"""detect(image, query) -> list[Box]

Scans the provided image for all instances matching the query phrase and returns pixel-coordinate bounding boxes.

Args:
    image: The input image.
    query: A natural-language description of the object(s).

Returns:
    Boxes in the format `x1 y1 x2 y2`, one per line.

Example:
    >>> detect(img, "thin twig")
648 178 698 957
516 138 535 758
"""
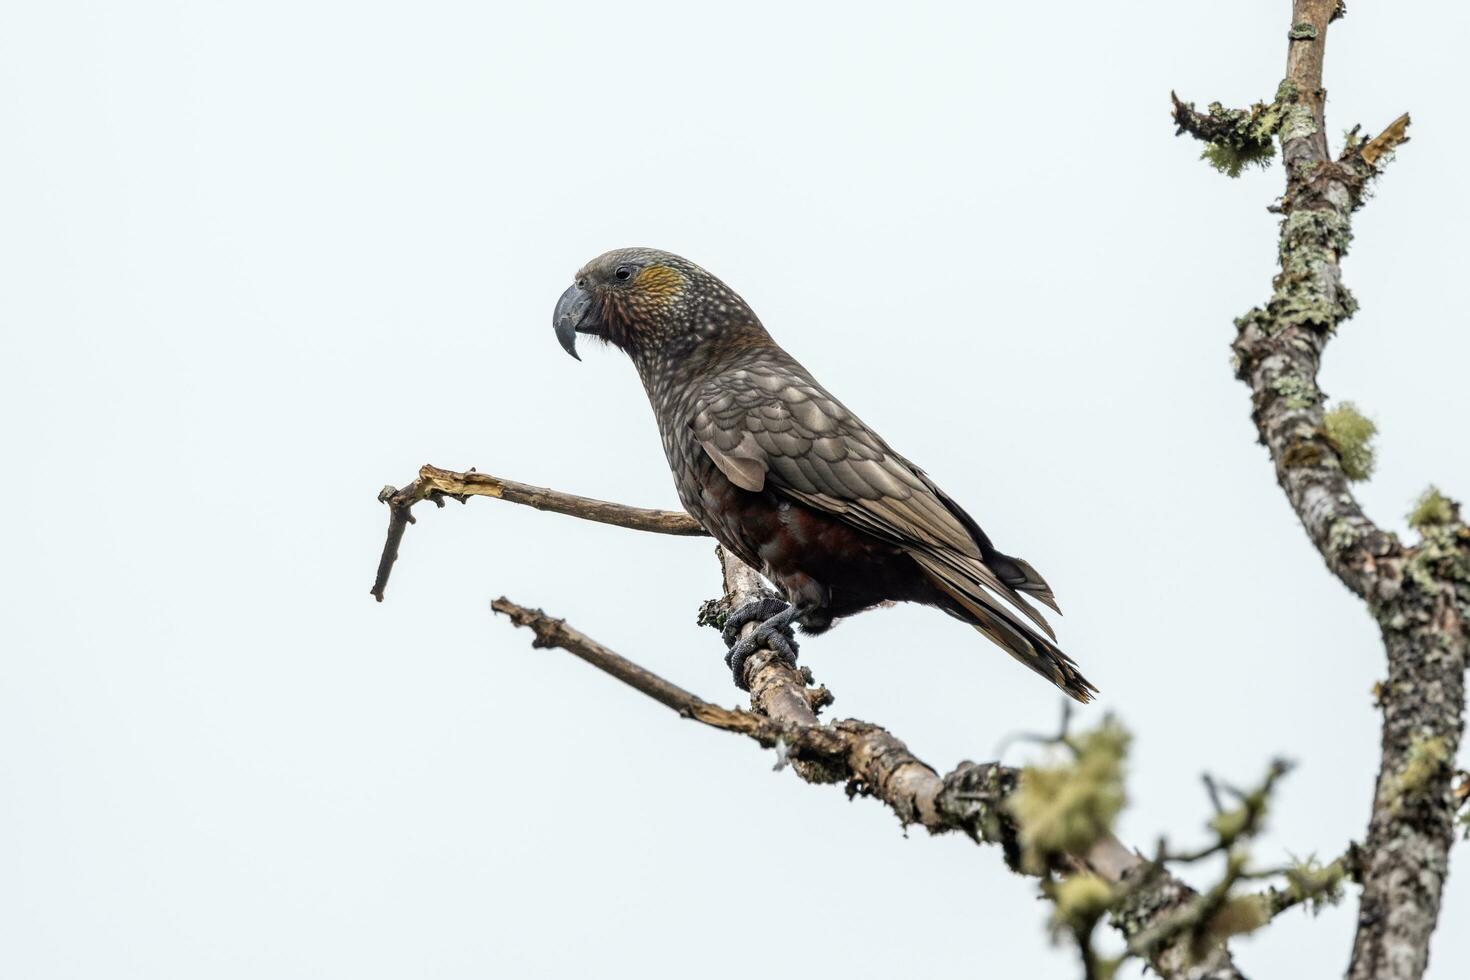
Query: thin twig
371 464 705 601
419 465 704 535
489 596 767 736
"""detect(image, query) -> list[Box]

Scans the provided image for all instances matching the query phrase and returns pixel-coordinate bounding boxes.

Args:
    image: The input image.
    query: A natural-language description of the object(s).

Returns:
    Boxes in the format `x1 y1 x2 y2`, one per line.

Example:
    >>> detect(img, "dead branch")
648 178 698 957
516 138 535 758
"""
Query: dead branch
371 464 705 601
486 536 1244 979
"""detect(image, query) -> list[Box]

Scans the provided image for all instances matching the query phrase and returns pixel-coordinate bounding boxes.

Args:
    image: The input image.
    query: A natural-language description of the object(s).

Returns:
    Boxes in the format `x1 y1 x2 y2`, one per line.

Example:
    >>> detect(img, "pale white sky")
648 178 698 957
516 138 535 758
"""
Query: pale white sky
3 2 1468 977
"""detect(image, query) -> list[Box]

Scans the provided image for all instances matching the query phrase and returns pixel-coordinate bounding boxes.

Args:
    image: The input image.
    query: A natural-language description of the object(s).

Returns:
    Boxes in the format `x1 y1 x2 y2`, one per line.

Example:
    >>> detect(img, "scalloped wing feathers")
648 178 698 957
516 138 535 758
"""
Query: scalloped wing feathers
686 358 1092 701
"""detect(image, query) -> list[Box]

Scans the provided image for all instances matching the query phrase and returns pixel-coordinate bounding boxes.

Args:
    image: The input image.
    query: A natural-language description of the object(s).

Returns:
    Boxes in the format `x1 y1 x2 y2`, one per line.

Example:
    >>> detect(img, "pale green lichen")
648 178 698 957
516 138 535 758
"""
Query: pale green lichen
1203 141 1276 178
1322 403 1377 481
1389 735 1450 806
1281 207 1353 255
1408 486 1455 530
1207 894 1271 942
1210 806 1253 844
1283 856 1347 914
1008 719 1130 873
1205 893 1275 952
1050 873 1115 937
1271 373 1317 410
1238 209 1360 340
1279 103 1320 146
1328 518 1362 553
1406 546 1444 596
1182 72 1331 208
1188 92 1289 178
1403 502 1470 592
1210 786 1271 846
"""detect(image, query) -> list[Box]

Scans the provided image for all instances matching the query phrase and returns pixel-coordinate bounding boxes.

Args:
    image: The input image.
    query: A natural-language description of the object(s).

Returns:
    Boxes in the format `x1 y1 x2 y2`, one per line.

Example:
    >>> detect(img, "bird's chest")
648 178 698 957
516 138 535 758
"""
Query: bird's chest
655 401 715 519
644 387 750 549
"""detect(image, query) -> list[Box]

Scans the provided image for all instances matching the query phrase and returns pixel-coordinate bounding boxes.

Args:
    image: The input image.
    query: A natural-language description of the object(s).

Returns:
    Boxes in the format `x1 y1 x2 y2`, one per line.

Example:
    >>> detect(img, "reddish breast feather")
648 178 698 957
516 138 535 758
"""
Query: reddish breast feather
687 443 923 620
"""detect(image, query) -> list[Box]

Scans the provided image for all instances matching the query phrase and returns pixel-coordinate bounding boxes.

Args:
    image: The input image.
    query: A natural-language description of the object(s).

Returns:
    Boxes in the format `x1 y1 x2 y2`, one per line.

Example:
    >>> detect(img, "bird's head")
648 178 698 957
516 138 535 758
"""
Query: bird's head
552 247 759 363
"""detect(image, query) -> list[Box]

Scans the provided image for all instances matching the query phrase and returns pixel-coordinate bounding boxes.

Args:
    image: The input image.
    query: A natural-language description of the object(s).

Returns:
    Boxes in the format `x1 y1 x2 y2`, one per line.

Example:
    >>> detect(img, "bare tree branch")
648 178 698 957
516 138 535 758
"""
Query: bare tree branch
371 464 705 601
1175 3 1469 977
488 538 1246 979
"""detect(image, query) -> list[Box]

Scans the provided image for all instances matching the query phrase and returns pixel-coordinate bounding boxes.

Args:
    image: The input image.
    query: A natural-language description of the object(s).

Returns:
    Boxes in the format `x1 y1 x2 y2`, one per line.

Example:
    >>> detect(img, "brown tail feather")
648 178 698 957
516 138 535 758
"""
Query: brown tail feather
912 552 1097 703
907 466 1063 615
930 551 1057 640
985 550 1061 614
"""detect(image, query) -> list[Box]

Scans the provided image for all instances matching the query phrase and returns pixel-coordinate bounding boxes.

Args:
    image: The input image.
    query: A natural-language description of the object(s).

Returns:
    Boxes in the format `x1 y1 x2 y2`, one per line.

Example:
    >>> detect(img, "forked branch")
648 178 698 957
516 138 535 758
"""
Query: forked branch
1173 3 1469 977
373 464 1246 978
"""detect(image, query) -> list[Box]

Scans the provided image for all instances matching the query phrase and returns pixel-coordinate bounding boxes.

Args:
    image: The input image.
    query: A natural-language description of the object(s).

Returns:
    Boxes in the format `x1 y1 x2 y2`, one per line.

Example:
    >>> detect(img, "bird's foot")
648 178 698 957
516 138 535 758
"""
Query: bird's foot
722 597 801 691
720 595 789 648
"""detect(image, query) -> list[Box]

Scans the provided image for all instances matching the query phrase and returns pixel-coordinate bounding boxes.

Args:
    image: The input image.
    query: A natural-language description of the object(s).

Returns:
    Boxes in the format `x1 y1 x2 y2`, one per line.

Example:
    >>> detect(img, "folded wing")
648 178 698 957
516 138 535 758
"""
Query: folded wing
689 362 1095 701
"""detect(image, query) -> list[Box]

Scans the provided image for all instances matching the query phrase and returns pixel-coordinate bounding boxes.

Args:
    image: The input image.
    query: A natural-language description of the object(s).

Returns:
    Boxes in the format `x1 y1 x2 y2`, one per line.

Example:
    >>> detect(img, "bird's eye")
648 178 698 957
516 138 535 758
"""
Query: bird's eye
614 265 634 282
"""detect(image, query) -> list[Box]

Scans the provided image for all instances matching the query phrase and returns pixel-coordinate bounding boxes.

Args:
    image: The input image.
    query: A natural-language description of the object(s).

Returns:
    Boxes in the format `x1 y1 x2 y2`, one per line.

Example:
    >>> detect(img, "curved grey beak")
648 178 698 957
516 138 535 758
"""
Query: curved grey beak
553 283 598 361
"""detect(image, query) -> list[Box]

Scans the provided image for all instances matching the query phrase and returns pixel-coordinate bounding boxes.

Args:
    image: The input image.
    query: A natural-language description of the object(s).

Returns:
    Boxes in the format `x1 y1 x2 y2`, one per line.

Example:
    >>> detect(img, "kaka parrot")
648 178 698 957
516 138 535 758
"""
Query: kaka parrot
553 248 1095 702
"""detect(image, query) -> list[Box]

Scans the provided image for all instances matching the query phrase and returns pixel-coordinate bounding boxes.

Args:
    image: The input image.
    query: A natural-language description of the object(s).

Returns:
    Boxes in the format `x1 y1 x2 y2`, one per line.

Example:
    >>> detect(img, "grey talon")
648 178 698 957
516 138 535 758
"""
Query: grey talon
720 595 790 648
723 599 806 689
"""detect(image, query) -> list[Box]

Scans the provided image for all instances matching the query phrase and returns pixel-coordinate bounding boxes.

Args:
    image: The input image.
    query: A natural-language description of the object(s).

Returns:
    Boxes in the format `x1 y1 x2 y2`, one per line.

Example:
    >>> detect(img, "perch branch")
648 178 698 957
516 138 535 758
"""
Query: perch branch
368 458 1248 975
490 544 1245 980
371 464 705 601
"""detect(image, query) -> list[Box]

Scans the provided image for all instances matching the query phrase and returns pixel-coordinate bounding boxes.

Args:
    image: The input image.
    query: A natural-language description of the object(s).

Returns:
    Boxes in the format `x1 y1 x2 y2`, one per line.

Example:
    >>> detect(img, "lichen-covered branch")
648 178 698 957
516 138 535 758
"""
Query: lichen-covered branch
1174 3 1469 977
1170 90 1286 178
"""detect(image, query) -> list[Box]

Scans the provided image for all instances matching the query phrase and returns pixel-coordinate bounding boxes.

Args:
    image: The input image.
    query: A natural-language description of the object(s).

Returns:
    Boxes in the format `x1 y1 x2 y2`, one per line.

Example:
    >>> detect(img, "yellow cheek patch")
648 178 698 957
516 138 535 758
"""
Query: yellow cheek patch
634 264 684 303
